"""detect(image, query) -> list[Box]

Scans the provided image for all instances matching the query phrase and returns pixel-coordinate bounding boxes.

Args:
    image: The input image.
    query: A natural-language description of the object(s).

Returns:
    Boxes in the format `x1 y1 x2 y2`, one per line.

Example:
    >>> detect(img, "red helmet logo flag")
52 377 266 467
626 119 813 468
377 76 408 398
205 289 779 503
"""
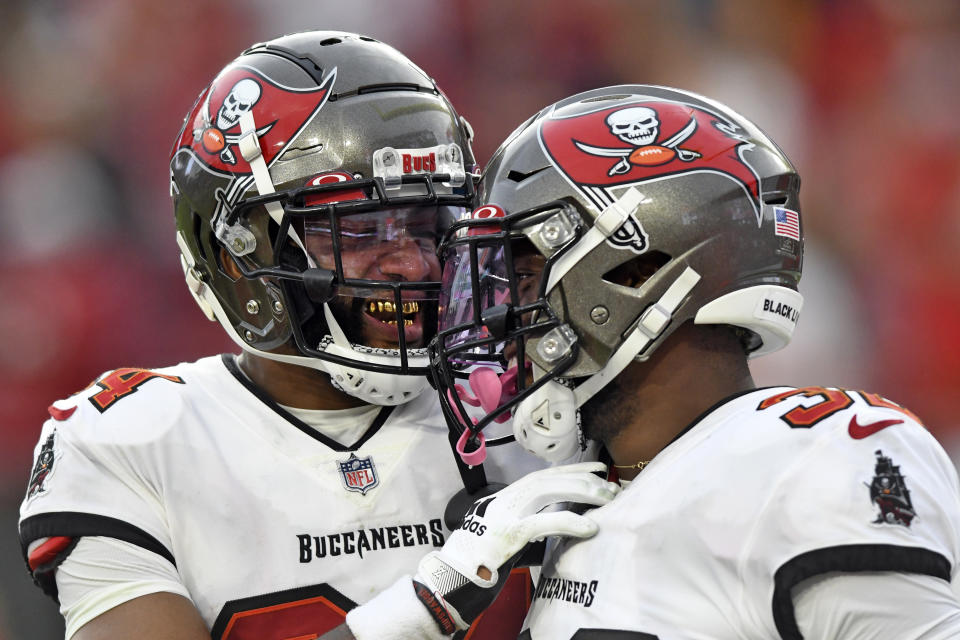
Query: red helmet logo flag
539 99 763 222
174 64 337 174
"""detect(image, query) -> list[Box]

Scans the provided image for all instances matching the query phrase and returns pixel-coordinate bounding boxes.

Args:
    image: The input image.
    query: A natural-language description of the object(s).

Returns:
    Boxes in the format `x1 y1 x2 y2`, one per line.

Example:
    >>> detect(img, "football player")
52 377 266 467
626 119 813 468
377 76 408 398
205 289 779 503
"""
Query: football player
421 85 960 638
17 32 612 640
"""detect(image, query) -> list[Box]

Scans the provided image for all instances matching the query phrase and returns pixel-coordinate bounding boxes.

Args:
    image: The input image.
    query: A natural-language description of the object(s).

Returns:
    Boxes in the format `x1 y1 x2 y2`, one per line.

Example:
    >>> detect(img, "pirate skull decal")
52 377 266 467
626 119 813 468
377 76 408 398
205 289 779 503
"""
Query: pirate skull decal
539 97 763 223
575 105 703 176
216 78 262 130
607 107 659 146
174 64 336 174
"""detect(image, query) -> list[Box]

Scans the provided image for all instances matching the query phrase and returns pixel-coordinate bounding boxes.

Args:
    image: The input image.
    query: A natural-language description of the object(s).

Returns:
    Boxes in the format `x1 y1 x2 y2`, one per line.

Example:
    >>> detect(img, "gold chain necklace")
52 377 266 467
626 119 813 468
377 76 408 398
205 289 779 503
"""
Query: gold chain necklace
612 460 651 472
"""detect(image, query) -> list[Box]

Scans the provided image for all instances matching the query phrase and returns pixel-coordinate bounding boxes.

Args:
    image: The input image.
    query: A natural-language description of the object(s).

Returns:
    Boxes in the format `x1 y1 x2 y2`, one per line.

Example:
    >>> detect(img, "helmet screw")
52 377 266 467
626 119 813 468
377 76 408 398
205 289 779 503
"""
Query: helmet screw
590 305 610 325
232 237 246 253
244 330 255 342
541 337 561 358
272 300 284 314
245 300 260 315
542 223 562 244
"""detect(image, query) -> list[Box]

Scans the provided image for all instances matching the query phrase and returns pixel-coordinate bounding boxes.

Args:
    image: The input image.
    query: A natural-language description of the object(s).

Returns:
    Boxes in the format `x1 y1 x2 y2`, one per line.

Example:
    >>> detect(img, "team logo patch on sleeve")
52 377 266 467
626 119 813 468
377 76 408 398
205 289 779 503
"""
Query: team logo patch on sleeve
337 453 379 495
26 432 58 500
866 449 915 527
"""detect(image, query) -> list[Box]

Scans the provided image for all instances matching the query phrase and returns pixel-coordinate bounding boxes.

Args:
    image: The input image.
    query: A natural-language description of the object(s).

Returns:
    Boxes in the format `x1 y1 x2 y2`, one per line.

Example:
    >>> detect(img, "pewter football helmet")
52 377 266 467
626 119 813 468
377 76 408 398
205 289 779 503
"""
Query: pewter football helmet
431 85 802 462
170 31 477 405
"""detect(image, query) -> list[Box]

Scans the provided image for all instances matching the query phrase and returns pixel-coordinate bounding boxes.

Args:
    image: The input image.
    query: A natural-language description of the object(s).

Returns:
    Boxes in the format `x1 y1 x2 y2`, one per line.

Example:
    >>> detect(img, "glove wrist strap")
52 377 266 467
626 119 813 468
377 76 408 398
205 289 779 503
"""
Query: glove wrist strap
412 579 459 635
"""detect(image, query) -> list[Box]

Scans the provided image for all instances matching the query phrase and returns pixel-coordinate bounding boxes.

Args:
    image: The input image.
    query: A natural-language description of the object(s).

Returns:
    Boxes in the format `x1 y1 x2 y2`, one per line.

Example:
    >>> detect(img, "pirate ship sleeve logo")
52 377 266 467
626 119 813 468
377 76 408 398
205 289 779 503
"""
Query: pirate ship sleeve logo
538 98 763 226
866 449 916 527
26 432 58 500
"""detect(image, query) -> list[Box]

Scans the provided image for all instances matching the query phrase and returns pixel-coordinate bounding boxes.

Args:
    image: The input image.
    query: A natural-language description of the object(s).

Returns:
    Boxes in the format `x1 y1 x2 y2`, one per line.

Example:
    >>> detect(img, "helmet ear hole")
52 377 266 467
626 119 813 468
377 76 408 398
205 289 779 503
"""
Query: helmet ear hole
601 251 671 289
218 247 244 281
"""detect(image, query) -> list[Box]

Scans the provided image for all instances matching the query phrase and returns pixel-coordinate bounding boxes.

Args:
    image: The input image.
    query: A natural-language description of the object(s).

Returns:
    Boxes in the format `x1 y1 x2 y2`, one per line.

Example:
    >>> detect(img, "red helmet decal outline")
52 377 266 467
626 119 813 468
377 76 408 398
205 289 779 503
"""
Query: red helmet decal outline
468 204 506 237
174 64 337 176
303 171 368 206
538 99 764 224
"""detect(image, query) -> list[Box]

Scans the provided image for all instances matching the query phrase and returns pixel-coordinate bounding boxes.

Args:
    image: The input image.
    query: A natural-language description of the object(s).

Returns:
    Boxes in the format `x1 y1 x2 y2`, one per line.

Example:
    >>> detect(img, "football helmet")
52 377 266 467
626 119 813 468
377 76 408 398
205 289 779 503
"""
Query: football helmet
170 31 477 405
430 85 803 462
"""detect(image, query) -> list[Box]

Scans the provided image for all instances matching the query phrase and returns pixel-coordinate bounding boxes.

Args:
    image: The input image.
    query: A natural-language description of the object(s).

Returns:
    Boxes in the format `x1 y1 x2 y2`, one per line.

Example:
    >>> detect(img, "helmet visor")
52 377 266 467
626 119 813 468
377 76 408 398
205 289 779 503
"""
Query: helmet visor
303 204 466 351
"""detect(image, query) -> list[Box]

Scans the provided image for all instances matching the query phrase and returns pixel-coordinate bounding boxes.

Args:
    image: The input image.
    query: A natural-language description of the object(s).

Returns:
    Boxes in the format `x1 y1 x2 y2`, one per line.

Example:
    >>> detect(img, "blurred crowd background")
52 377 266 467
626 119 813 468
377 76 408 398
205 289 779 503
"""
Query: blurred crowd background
1 0 958 637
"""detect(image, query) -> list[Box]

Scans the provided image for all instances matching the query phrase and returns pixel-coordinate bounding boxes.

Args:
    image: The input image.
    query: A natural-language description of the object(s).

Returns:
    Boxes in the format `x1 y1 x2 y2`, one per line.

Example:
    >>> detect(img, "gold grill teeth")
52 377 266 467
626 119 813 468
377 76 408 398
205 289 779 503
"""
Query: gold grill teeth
366 300 420 315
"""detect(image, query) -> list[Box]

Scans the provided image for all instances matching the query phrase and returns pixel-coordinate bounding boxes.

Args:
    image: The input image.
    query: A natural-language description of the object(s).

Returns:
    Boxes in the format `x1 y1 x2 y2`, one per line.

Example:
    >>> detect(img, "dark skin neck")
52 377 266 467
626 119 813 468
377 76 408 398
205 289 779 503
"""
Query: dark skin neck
595 322 755 481
235 349 369 410
219 247 366 410
236 349 367 410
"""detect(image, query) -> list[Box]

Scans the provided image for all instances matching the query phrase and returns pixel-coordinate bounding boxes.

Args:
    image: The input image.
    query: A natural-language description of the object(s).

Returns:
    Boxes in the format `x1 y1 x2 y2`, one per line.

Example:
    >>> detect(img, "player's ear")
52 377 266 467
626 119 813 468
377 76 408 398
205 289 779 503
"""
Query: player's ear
218 247 244 281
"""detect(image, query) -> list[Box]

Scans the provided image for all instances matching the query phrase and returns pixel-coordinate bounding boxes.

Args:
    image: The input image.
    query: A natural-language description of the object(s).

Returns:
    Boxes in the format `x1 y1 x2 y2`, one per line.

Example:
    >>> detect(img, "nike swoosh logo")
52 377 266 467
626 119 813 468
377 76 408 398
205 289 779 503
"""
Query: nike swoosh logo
848 416 904 439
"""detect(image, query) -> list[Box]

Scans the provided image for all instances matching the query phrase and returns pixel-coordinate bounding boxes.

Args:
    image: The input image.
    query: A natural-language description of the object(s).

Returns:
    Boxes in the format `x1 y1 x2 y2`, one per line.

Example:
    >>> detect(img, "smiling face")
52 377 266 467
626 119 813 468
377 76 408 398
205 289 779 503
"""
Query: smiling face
305 207 446 350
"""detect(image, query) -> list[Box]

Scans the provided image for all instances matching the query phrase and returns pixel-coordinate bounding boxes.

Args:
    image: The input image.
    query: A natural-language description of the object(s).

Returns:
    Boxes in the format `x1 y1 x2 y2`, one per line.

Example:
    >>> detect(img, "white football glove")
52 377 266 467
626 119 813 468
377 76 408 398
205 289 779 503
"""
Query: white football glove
412 461 620 633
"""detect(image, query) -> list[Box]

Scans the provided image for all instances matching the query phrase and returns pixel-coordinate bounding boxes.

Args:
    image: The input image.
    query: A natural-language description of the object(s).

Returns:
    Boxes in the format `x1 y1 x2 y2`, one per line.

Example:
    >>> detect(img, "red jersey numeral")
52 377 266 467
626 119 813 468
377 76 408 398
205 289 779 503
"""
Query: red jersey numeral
857 391 923 424
757 386 853 428
758 387 923 429
89 368 184 412
213 571 532 640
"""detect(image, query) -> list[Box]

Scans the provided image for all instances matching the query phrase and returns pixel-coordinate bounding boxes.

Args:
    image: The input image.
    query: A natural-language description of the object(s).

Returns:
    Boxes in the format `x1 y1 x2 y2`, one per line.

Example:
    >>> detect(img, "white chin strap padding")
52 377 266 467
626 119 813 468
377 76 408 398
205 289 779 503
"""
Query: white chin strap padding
317 303 430 406
513 267 701 462
513 380 581 463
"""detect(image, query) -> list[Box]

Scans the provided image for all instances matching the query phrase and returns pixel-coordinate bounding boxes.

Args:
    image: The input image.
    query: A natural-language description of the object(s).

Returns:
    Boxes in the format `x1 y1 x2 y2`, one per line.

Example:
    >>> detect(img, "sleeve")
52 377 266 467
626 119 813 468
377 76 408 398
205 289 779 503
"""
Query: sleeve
794 571 960 639
57 536 192 640
744 409 960 639
19 398 178 601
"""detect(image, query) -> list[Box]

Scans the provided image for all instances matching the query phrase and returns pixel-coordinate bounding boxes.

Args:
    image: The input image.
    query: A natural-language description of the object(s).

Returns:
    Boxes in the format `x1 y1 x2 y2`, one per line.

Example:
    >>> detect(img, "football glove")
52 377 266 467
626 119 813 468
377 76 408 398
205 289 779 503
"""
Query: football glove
412 461 619 633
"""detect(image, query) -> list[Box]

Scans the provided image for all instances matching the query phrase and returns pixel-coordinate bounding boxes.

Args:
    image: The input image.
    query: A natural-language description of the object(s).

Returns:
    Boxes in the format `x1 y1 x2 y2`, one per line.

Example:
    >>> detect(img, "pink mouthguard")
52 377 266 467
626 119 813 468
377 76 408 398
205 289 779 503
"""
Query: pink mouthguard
449 364 526 465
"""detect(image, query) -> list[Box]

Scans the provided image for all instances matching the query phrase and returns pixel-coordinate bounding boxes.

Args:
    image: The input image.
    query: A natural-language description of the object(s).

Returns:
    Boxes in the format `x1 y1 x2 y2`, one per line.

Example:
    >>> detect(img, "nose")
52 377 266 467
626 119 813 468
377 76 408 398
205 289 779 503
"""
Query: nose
376 237 438 282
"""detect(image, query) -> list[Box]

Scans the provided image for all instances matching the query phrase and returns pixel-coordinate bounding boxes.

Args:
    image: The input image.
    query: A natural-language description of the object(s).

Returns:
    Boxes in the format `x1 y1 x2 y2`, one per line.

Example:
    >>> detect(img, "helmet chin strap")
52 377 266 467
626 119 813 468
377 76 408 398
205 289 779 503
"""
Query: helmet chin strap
318 303 431 406
178 235 427 405
238 111 315 267
513 267 701 462
546 187 644 294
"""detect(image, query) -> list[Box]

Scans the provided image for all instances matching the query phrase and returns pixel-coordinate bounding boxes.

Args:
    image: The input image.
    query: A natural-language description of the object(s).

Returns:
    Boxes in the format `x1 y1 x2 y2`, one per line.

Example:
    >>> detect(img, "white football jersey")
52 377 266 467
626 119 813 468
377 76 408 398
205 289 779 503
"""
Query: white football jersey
19 354 546 640
522 386 960 640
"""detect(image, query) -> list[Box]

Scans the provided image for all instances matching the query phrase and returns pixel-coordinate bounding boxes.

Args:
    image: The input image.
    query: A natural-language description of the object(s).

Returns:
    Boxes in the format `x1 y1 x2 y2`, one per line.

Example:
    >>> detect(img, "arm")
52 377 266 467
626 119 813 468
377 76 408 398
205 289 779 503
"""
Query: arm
51 536 205 640
72 592 210 640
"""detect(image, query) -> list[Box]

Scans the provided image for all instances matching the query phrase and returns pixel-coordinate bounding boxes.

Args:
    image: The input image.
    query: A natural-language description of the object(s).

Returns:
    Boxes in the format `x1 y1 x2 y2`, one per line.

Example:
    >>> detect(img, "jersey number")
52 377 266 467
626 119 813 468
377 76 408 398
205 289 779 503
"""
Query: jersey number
89 368 184 412
758 387 920 429
212 570 532 640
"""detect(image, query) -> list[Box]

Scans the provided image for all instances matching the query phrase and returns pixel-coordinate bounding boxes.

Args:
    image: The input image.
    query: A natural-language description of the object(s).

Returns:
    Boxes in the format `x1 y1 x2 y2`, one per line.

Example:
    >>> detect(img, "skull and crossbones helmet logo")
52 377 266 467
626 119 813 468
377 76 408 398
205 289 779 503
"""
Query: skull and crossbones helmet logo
216 78 263 130
571 104 703 176
606 107 659 146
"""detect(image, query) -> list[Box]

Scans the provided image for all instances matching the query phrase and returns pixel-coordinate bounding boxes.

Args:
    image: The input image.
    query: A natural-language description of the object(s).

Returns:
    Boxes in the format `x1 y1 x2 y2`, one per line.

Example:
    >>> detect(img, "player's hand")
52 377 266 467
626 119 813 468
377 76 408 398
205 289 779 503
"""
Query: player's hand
412 461 620 633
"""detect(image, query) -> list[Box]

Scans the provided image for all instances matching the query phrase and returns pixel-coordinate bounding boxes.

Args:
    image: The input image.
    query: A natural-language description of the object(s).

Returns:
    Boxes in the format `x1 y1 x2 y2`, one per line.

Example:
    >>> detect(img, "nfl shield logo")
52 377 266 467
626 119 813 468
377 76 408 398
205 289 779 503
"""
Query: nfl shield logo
337 453 379 495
